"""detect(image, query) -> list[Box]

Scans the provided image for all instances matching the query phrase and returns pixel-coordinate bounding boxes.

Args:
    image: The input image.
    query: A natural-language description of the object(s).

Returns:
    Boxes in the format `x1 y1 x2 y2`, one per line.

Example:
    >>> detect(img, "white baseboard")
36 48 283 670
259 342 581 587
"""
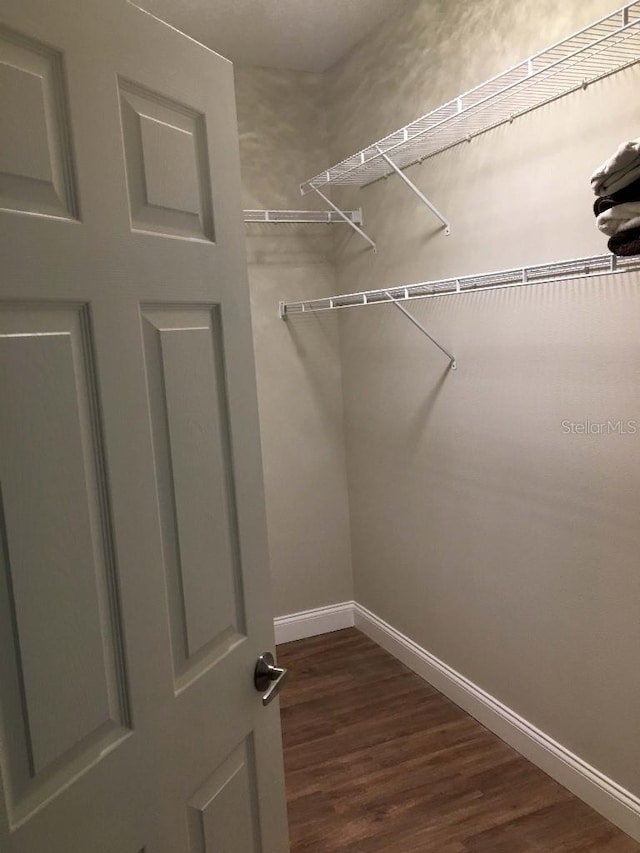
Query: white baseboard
352 602 640 843
274 601 355 644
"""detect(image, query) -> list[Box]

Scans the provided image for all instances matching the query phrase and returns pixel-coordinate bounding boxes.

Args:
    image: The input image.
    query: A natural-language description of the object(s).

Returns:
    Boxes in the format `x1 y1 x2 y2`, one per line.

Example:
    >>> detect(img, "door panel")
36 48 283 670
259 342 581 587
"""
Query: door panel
141 306 246 688
0 2 288 851
187 739 261 853
0 26 78 219
0 304 130 821
118 80 215 241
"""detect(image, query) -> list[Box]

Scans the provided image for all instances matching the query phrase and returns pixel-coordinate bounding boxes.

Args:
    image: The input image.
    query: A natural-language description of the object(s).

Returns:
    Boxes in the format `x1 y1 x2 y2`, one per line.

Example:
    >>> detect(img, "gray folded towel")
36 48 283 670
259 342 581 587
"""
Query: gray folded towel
596 202 640 236
591 138 640 197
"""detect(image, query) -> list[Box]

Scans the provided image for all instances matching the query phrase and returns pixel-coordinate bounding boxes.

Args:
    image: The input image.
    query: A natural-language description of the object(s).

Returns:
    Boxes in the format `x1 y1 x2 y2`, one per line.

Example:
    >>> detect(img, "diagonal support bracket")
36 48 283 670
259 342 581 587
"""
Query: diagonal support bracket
311 187 377 252
376 147 450 235
384 291 456 369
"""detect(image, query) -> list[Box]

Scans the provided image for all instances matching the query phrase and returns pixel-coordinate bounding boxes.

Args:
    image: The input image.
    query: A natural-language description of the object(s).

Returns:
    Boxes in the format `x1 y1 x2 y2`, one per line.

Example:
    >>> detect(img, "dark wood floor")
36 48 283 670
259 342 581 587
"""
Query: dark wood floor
278 628 639 852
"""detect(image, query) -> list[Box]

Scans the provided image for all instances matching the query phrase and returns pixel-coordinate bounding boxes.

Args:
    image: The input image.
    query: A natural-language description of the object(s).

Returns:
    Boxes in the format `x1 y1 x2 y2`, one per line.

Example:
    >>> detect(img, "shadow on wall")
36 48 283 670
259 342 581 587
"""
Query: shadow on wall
326 0 621 163
235 65 330 210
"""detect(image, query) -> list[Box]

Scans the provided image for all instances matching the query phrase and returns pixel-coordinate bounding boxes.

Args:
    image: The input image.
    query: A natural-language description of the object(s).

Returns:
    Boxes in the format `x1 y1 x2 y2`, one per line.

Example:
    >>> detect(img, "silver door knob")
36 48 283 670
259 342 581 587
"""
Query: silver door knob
254 652 289 706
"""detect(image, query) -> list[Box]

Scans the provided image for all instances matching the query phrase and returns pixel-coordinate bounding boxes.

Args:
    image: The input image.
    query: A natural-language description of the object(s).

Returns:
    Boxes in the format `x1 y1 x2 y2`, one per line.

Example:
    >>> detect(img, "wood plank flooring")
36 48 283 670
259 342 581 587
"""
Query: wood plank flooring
277 628 639 852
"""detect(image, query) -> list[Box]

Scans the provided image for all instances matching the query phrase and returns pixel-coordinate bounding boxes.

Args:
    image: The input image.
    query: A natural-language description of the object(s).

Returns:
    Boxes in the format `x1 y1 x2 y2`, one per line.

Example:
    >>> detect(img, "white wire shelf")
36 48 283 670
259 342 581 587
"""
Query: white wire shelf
300 2 640 194
279 254 640 318
244 209 362 224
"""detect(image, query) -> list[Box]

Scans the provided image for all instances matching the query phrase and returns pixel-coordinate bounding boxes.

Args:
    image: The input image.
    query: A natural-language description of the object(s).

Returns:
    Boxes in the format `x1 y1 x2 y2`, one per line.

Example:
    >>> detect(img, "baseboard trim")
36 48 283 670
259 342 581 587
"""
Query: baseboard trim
352 602 640 843
274 601 355 644
275 600 640 840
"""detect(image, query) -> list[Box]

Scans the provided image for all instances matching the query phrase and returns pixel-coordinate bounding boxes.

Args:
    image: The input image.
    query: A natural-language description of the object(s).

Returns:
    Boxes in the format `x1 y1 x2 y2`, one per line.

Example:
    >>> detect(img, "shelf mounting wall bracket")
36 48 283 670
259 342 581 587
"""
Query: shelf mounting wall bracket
376 147 451 235
310 186 377 252
384 291 456 369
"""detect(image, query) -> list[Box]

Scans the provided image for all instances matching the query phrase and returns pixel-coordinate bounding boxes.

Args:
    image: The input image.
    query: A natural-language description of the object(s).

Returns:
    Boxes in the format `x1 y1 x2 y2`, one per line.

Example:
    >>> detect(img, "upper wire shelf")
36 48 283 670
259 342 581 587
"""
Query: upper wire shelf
279 254 640 318
300 2 640 194
244 209 362 224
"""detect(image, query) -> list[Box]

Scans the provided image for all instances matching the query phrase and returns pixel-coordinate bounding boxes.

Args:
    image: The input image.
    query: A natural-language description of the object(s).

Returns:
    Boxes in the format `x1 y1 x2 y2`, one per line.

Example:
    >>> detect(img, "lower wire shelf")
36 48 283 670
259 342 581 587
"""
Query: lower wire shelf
279 253 640 319
244 209 362 224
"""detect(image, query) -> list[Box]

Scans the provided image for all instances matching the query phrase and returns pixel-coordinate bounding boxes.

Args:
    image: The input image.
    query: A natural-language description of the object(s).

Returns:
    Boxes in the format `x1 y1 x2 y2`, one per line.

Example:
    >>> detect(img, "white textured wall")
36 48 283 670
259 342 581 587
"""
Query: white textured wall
326 0 640 798
234 66 353 617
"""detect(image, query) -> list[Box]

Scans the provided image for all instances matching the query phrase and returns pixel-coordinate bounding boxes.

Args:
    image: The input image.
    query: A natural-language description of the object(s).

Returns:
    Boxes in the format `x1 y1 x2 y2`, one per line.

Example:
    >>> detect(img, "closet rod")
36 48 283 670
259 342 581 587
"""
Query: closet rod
279 254 640 317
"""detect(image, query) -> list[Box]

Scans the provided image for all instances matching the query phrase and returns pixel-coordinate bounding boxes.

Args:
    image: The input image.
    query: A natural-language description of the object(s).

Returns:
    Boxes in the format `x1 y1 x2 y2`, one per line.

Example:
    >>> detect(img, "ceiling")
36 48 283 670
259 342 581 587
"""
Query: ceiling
136 0 398 72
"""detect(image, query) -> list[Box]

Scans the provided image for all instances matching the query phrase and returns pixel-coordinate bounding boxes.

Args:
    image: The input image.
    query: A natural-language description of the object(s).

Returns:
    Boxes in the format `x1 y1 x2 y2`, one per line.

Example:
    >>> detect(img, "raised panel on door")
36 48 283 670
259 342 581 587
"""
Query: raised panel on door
0 303 129 827
119 79 215 241
0 26 78 219
187 739 261 853
141 305 247 691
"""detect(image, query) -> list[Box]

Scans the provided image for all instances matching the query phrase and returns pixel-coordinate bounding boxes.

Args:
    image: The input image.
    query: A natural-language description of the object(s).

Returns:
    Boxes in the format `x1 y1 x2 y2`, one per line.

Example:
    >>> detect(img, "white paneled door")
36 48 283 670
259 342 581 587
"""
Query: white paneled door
0 1 289 851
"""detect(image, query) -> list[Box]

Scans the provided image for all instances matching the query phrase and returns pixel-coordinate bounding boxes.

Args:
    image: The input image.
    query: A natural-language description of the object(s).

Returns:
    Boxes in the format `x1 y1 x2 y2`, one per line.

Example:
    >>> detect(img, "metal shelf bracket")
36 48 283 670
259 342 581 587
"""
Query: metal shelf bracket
310 187 377 252
384 291 456 369
376 147 450 235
